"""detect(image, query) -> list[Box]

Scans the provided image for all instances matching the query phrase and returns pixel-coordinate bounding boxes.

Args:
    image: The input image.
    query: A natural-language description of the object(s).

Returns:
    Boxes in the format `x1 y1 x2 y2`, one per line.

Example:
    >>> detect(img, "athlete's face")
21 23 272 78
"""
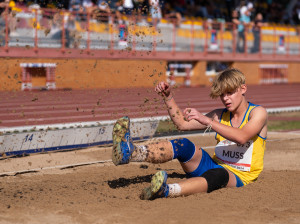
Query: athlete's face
220 84 247 112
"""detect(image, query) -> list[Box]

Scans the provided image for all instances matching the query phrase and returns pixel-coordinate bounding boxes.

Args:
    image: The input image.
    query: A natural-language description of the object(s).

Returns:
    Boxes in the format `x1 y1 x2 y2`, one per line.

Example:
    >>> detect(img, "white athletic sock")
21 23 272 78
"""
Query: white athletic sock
168 183 182 198
131 145 148 162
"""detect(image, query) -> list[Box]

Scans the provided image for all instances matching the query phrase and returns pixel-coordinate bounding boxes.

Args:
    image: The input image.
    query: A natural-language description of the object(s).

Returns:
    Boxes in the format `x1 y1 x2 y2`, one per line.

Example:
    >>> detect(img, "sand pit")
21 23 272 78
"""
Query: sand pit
0 132 300 224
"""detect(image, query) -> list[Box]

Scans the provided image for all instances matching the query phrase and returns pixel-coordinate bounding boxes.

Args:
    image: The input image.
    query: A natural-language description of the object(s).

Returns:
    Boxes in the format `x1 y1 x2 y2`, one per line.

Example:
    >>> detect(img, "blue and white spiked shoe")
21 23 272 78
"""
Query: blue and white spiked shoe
140 171 169 200
112 116 135 165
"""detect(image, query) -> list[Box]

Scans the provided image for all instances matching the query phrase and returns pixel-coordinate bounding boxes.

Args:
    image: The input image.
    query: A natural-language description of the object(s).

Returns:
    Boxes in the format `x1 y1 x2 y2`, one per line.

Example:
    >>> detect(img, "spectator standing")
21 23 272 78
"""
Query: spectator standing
69 0 84 20
82 0 94 14
0 0 9 46
69 0 83 12
104 0 120 23
149 0 161 27
50 11 76 48
162 2 182 27
0 0 19 41
251 13 266 53
134 0 148 25
96 0 111 14
231 9 239 24
115 0 134 23
8 1 18 35
93 0 111 21
120 0 134 15
236 1 252 53
247 1 254 19
231 9 240 52
107 0 120 12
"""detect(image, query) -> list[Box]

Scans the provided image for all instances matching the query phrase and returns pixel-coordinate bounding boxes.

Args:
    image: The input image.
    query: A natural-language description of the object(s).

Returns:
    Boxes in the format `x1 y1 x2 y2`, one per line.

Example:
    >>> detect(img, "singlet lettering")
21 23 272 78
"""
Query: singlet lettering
215 140 254 171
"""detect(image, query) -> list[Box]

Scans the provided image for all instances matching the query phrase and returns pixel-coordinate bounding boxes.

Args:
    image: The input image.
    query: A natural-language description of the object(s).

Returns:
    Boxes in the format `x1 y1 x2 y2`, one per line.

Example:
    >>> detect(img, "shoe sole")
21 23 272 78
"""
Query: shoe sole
112 116 130 165
140 171 167 200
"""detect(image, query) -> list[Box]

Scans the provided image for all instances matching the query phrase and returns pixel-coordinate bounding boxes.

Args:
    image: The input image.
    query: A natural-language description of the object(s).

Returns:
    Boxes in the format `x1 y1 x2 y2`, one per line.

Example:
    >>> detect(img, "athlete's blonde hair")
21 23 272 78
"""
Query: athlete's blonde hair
210 68 246 99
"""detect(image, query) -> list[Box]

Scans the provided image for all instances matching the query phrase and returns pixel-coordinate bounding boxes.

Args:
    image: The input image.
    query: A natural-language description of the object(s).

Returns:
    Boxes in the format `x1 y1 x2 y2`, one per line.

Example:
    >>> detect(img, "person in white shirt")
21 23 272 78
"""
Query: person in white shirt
149 0 161 27
115 0 134 24
96 0 111 14
121 0 134 15
82 0 94 13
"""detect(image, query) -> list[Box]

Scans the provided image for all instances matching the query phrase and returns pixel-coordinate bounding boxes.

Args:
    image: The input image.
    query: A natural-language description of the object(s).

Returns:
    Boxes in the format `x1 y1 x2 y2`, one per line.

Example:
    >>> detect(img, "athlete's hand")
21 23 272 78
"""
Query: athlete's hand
155 81 171 98
183 108 211 125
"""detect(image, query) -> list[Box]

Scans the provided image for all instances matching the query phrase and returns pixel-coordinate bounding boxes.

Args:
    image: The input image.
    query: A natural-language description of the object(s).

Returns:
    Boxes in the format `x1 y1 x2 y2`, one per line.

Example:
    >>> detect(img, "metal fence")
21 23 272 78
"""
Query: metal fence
1 6 300 57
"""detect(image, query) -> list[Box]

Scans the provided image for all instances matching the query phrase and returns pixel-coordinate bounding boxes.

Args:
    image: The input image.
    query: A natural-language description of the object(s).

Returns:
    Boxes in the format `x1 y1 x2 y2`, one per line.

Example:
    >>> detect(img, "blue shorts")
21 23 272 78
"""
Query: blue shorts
186 148 244 188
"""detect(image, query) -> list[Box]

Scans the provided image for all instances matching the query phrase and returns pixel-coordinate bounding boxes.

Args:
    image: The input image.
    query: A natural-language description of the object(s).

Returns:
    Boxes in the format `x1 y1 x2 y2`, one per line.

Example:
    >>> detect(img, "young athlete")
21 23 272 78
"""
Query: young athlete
112 68 268 200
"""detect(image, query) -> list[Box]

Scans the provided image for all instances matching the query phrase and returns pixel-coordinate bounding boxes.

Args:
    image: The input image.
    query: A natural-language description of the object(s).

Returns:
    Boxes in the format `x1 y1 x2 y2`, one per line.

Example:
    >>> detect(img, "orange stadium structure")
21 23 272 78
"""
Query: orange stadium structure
0 6 300 91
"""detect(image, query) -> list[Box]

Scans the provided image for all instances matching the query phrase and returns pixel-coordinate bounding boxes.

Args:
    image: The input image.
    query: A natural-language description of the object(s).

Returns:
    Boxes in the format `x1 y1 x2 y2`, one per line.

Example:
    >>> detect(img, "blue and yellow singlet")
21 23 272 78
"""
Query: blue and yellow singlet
213 102 266 185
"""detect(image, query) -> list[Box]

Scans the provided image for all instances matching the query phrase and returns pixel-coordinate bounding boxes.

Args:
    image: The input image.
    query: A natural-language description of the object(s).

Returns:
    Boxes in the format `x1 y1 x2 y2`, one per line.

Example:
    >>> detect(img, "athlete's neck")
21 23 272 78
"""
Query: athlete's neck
231 99 249 119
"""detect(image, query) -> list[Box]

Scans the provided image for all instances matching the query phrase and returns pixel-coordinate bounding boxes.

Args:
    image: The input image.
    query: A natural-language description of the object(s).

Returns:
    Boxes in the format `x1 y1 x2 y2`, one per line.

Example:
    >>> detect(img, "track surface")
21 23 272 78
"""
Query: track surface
1 83 300 128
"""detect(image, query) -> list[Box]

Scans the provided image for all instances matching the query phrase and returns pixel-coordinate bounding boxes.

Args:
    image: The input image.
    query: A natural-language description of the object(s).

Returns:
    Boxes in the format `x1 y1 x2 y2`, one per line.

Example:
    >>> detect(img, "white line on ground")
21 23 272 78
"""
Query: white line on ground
0 160 112 177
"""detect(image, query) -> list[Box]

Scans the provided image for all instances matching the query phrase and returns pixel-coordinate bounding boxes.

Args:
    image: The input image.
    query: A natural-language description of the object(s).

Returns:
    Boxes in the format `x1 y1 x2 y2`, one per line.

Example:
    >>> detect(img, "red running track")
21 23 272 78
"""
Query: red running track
0 83 300 128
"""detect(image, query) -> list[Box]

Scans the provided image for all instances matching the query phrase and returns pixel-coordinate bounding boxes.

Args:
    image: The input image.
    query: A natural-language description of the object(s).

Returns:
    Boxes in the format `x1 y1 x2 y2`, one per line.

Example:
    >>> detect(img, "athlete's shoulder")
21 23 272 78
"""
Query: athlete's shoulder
249 104 267 120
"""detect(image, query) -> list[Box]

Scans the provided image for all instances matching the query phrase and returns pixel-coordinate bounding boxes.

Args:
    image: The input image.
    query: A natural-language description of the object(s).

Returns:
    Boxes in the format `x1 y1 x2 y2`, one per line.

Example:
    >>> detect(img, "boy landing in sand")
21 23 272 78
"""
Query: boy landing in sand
112 68 268 200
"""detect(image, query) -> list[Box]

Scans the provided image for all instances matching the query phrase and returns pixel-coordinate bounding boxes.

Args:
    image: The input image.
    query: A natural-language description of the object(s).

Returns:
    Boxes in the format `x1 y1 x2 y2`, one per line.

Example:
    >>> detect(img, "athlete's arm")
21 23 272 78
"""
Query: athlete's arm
210 107 268 144
155 81 218 130
180 107 223 130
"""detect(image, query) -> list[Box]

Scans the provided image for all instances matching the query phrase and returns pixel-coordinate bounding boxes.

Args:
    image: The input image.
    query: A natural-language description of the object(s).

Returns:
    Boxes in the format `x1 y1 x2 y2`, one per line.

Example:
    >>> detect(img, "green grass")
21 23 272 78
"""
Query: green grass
155 120 178 135
268 120 300 131
268 111 300 131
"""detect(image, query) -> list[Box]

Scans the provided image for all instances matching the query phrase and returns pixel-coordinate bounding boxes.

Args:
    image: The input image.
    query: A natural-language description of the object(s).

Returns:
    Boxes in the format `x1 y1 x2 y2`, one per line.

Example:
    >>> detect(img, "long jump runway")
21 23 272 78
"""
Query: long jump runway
1 83 300 128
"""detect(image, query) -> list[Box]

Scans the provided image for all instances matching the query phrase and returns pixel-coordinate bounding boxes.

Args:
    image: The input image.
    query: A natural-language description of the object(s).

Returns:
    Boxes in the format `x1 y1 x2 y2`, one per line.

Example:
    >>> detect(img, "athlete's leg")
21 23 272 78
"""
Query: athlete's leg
112 117 240 199
131 141 173 163
168 169 237 196
226 171 238 187
132 138 203 174
112 116 175 165
141 167 238 200
141 147 242 200
112 116 201 173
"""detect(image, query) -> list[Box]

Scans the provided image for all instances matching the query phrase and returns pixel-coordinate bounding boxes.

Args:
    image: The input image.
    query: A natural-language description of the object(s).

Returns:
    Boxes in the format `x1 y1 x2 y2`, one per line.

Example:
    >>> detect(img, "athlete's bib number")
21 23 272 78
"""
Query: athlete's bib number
215 140 254 171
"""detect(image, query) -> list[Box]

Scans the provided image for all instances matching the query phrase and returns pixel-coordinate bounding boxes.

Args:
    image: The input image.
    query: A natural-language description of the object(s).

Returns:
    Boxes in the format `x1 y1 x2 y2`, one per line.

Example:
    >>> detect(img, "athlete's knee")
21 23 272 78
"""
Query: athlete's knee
201 168 229 193
170 138 195 163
